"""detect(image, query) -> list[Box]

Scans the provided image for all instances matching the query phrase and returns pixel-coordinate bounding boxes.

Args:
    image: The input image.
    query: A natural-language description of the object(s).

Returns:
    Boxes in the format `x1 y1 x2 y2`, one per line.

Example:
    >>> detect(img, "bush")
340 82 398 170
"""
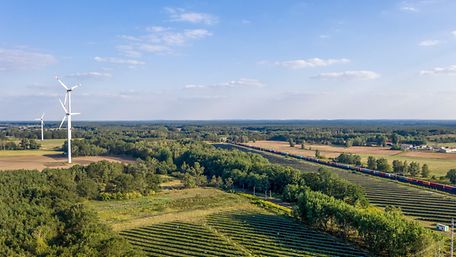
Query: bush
99 191 142 201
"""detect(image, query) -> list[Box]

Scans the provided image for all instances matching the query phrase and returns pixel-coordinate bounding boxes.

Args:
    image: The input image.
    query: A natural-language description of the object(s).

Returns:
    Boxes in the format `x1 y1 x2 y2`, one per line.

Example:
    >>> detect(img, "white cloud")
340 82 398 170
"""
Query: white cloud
184 78 264 89
399 1 420 12
452 30 456 37
0 48 56 71
420 65 456 75
94 56 145 65
184 29 213 39
117 27 212 56
311 70 380 80
418 40 441 47
275 58 350 69
65 72 112 79
166 8 218 25
400 5 419 12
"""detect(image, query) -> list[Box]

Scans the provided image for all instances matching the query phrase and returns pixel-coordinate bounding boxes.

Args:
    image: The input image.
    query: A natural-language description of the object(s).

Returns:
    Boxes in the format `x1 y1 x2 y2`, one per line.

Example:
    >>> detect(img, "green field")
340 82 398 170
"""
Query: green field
89 188 368 256
39 139 65 150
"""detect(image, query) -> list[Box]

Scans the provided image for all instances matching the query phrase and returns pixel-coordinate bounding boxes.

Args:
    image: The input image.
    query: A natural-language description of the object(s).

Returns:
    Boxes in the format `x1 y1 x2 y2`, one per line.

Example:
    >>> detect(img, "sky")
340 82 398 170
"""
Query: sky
1 0 456 120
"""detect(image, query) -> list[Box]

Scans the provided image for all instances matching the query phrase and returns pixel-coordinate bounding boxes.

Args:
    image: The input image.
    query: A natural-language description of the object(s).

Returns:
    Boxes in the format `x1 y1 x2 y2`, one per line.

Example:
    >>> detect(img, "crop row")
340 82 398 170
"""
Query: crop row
120 212 368 257
207 212 368 257
120 221 248 257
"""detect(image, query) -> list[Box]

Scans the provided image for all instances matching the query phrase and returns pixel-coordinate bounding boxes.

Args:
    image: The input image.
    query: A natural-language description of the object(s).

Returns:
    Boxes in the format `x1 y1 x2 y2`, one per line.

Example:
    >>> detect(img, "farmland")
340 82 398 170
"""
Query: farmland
0 138 133 171
89 188 368 257
219 144 456 231
245 140 456 177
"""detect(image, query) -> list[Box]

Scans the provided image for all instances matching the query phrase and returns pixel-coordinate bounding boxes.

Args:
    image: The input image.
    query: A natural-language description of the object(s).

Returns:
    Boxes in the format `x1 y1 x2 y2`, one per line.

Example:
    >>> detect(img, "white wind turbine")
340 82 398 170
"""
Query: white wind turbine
35 113 45 141
56 77 80 164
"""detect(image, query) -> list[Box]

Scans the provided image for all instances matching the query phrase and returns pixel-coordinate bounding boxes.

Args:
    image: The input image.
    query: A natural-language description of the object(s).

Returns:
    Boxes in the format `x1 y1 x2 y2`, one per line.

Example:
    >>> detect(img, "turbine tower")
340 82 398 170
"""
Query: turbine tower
35 113 45 141
57 77 80 164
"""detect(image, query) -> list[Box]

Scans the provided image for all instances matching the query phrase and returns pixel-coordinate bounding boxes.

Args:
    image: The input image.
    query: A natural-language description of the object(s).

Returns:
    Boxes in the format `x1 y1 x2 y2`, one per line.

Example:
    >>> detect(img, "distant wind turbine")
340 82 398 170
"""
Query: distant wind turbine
56 77 80 164
35 113 45 141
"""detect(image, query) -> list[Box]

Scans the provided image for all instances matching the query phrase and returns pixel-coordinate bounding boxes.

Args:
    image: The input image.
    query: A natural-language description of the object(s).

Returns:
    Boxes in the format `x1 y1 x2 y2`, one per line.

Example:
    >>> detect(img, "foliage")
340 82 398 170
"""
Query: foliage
0 170 143 256
295 189 441 257
446 169 456 184
335 153 361 165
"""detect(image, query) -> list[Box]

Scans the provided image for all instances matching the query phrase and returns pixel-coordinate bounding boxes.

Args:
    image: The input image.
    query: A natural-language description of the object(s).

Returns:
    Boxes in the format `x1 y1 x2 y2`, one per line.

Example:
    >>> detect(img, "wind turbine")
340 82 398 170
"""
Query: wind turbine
56 77 80 164
35 113 45 141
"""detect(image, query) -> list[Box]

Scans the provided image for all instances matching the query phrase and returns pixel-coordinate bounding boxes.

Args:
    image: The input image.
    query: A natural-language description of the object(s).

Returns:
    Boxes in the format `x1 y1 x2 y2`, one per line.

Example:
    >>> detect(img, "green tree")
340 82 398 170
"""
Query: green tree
367 156 377 170
345 139 353 148
288 138 295 147
446 169 456 184
209 175 217 187
224 177 234 190
391 133 401 145
408 162 420 177
392 160 404 174
376 158 390 172
315 150 321 159
182 173 196 188
301 143 305 149
421 164 430 178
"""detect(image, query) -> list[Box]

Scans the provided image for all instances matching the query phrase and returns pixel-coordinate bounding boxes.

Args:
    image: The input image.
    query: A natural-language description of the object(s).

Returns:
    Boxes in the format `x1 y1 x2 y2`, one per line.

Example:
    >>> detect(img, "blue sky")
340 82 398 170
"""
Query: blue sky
1 0 456 120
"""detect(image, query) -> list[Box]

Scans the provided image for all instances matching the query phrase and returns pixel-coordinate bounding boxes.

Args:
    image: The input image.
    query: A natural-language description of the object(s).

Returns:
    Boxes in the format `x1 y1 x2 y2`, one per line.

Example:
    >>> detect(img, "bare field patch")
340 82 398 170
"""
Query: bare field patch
0 151 134 171
246 140 456 176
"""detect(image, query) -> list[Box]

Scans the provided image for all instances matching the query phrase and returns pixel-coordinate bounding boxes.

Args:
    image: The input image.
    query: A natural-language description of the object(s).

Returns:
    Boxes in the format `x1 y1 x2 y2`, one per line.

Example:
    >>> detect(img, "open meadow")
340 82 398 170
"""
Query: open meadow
87 188 368 257
246 140 456 177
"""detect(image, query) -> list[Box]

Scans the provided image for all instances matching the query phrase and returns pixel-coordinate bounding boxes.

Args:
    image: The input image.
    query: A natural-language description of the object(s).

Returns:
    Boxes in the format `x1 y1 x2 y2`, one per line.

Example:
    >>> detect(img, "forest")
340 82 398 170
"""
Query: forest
1 121 452 256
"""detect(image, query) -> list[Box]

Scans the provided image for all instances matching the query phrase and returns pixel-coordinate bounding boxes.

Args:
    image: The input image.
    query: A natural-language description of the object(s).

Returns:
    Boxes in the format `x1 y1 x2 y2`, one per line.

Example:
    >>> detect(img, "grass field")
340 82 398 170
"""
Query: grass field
246 140 456 177
39 138 66 150
89 188 368 256
220 144 456 234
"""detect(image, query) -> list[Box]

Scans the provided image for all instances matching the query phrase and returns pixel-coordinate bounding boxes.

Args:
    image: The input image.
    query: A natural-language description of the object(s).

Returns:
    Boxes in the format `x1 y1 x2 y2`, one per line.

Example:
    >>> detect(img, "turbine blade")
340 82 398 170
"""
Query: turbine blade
71 85 79 90
34 118 41 121
71 113 81 115
59 116 67 129
63 93 68 106
56 77 69 90
41 113 45 119
59 98 68 113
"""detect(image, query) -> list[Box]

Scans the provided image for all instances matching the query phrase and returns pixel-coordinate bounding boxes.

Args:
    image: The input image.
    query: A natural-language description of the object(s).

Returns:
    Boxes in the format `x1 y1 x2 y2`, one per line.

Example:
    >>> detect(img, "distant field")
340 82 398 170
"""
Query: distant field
89 188 368 257
246 140 456 177
39 138 66 150
0 145 133 171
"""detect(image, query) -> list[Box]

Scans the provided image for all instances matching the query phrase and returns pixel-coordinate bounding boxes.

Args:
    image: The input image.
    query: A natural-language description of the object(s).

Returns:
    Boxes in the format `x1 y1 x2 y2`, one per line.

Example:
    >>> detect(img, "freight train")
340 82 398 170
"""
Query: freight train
235 143 456 195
